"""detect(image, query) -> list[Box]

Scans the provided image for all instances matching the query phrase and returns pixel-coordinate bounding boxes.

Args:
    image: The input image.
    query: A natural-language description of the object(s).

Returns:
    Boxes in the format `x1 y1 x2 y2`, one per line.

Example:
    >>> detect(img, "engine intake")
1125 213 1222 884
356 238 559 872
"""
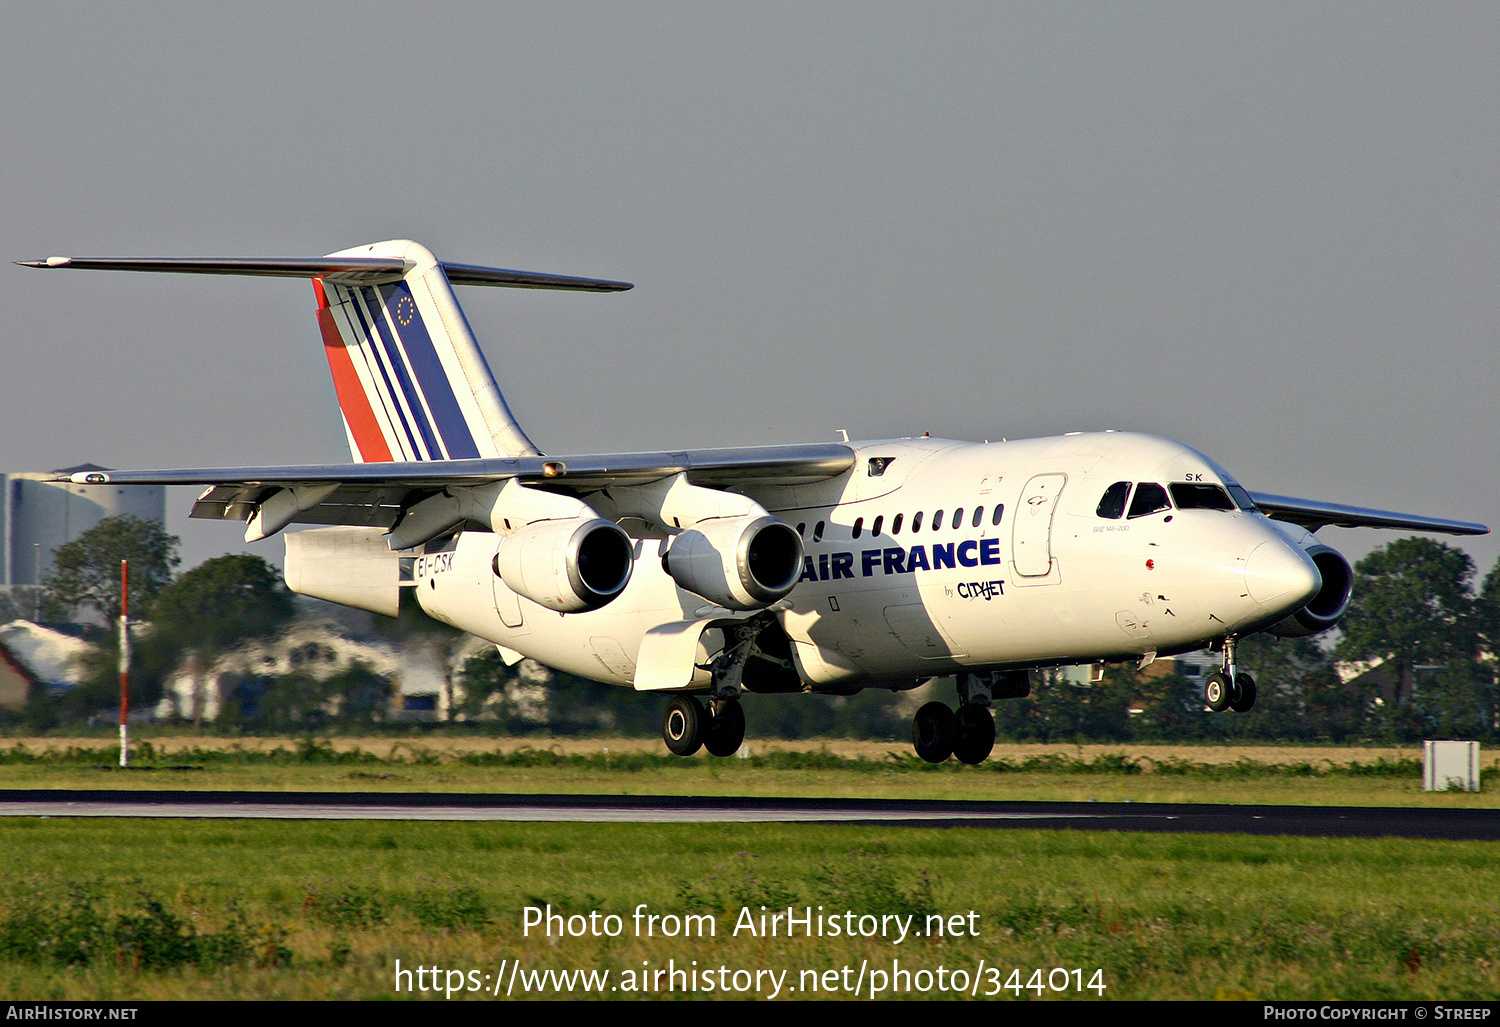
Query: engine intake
493 518 634 613
664 514 804 611
1262 543 1354 638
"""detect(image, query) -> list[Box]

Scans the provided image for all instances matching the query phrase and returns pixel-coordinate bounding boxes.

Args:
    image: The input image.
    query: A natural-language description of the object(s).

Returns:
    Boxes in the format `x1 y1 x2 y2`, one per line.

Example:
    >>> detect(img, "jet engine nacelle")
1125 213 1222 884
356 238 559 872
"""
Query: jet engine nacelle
664 514 804 611
1261 542 1354 638
493 517 634 613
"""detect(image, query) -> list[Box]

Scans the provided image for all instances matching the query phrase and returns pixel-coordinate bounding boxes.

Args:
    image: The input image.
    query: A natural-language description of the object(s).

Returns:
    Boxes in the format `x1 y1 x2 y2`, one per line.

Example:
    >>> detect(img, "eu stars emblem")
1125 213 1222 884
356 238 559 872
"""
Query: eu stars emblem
395 294 416 327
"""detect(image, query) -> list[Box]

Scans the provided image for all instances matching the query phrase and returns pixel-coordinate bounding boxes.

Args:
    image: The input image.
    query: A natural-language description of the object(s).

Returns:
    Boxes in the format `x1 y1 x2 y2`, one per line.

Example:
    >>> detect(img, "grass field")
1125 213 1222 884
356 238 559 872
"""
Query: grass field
0 735 1495 1001
2 819 1498 1001
0 734 1495 808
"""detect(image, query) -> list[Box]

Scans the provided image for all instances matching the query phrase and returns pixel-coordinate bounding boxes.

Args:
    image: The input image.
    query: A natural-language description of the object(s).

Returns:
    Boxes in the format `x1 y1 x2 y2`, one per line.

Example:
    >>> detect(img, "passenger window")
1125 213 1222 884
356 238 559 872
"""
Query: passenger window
891 513 904 535
796 522 806 537
952 508 963 529
871 515 883 537
813 521 825 542
1127 482 1171 519
1096 481 1130 519
991 504 1004 526
911 511 924 532
933 510 943 531
852 517 864 539
1169 482 1235 511
971 507 983 528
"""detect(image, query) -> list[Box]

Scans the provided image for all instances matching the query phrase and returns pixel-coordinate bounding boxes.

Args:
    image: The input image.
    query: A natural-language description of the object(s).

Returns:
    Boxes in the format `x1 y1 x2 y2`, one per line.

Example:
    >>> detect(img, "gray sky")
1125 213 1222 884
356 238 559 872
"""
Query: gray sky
2 3 1494 581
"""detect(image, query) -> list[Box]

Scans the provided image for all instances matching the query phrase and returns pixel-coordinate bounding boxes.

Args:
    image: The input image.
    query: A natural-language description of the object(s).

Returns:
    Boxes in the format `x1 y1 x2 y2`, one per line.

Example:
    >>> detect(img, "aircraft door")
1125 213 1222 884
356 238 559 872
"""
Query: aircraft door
1012 473 1066 578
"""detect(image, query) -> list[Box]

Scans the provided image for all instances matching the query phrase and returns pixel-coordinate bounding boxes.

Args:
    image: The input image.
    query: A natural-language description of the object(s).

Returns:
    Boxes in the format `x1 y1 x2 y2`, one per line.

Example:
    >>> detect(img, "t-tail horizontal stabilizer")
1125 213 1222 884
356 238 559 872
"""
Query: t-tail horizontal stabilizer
20 241 632 465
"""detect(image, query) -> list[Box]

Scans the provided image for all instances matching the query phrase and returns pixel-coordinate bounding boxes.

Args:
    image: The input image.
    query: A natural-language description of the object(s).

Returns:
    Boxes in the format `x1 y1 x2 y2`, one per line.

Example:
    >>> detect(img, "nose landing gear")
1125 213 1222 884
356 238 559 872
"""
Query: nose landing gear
1205 637 1257 713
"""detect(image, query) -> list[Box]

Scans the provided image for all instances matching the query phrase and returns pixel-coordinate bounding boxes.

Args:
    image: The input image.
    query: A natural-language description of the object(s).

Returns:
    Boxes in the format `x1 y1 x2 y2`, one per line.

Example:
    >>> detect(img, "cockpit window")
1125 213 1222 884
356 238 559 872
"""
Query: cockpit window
1169 482 1235 511
1127 482 1171 519
1096 481 1130 519
1224 482 1256 511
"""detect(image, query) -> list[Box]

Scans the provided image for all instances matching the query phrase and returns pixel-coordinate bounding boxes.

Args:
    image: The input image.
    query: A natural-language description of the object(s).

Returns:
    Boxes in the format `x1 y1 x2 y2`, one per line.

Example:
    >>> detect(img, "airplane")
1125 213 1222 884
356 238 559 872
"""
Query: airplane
22 240 1489 763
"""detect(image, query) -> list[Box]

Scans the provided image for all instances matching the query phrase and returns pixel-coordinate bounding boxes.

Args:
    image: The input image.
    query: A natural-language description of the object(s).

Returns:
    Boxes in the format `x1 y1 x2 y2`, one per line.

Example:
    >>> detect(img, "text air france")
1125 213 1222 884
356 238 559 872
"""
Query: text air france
799 538 1002 583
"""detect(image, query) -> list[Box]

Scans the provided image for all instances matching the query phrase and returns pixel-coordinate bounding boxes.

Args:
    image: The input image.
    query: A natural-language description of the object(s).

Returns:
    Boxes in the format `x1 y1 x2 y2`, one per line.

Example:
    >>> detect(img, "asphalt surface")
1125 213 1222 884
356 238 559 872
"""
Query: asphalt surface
0 790 1496 839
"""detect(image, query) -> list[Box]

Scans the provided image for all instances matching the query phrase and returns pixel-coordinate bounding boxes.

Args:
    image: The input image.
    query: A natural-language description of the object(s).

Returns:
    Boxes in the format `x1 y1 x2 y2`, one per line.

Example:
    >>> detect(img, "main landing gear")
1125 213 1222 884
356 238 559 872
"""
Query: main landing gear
911 702 996 765
910 669 1026 765
660 618 765 758
662 695 745 757
1205 636 1257 713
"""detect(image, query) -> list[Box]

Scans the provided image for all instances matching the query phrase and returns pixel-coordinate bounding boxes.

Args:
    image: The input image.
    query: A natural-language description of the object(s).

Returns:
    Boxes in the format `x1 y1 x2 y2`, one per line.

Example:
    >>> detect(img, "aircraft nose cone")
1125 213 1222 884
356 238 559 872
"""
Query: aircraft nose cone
1244 540 1321 612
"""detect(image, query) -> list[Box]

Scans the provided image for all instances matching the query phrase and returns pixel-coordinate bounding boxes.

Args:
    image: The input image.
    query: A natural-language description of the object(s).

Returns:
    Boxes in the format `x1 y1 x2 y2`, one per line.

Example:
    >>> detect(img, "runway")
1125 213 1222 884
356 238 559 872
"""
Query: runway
1 790 1496 839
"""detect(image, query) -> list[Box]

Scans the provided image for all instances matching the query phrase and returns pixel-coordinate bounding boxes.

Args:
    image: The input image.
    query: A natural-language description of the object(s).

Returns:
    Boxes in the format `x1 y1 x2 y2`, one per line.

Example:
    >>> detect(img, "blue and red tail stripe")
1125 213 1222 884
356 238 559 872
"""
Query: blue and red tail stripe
314 277 485 463
314 279 394 462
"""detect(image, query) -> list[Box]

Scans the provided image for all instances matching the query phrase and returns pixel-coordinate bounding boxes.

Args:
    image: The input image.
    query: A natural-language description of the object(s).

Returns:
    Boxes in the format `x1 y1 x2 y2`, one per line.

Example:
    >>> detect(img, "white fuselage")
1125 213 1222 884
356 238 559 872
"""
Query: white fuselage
413 432 1322 691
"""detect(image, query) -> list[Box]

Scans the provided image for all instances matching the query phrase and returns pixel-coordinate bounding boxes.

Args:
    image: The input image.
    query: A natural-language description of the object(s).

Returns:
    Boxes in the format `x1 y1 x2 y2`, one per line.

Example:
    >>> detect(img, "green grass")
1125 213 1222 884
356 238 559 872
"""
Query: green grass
1 737 1493 999
0 739 1494 808
1 818 1497 1000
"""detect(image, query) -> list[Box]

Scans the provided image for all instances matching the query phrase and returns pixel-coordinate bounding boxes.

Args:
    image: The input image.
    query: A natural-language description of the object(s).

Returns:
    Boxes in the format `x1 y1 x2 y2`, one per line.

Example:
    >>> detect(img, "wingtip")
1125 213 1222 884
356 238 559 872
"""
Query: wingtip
16 257 71 269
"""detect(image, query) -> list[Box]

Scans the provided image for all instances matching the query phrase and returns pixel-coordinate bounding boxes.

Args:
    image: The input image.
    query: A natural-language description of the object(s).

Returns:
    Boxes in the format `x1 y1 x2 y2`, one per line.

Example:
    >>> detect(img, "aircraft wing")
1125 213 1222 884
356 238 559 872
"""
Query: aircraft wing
60 444 857 530
1248 492 1489 537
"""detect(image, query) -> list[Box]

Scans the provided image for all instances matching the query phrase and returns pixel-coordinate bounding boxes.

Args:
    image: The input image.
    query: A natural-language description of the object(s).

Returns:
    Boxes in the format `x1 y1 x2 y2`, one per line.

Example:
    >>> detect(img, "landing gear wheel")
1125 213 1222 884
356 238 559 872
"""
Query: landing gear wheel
1204 672 1231 713
953 705 996 766
662 696 705 757
704 699 746 757
1229 673 1257 713
912 701 958 763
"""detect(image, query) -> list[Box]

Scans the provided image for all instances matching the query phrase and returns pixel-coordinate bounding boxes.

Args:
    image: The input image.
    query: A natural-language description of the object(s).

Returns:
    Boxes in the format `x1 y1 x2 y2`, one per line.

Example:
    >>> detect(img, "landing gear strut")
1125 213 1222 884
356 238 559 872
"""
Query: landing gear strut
1207 637 1256 713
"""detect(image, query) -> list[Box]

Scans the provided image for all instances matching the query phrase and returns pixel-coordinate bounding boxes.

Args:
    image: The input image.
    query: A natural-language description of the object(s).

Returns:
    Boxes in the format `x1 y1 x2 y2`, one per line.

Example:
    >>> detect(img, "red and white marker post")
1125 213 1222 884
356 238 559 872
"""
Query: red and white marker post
119 559 129 769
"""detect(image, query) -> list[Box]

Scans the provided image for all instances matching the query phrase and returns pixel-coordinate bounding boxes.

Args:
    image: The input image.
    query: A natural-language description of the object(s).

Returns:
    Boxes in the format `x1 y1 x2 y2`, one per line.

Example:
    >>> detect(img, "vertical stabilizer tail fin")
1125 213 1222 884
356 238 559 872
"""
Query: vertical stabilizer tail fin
315 240 539 462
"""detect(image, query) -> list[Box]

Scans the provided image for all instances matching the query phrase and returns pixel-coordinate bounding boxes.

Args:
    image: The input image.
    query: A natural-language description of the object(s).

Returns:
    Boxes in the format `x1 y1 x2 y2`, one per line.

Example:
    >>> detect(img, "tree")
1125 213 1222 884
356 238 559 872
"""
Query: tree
1477 561 1500 662
149 554 296 655
1335 538 1477 705
41 516 179 624
1134 671 1213 741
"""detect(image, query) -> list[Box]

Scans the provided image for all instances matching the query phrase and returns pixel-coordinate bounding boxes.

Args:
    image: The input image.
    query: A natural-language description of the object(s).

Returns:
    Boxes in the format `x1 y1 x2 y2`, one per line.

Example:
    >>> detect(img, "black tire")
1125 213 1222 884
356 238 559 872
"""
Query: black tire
953 704 996 766
704 700 746 757
1229 673 1257 713
662 695 704 757
1204 672 1231 712
912 701 958 763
